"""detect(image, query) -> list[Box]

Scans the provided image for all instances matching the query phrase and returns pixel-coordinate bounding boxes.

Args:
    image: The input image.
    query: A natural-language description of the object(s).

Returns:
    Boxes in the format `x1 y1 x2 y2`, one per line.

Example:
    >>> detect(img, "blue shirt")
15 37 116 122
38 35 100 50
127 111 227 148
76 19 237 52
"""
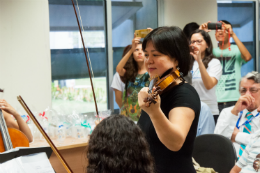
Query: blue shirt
196 102 215 136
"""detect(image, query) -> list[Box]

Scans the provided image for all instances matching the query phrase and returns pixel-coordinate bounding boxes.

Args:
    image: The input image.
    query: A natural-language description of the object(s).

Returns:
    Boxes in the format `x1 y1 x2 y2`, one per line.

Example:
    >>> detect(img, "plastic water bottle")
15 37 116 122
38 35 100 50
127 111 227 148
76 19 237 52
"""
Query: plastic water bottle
40 119 48 141
57 124 65 144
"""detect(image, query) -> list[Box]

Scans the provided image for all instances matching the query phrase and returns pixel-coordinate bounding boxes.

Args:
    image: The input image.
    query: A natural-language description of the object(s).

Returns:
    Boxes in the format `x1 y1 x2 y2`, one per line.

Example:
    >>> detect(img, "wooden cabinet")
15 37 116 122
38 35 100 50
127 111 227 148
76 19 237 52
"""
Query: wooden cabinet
30 137 88 173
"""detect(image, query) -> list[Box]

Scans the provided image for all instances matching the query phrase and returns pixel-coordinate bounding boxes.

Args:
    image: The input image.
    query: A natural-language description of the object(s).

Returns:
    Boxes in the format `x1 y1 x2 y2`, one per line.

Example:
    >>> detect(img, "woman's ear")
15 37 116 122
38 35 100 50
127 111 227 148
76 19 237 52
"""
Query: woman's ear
173 58 179 68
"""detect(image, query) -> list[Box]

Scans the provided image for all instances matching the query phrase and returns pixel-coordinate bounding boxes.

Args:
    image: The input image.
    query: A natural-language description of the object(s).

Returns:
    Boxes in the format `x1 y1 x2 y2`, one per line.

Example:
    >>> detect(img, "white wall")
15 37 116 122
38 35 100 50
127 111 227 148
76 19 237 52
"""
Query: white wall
162 0 218 47
0 0 51 114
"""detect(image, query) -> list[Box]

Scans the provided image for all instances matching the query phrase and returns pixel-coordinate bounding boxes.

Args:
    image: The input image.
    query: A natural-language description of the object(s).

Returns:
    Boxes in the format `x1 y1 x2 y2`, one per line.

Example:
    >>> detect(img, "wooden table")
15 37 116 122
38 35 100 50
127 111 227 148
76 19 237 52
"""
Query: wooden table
30 137 89 173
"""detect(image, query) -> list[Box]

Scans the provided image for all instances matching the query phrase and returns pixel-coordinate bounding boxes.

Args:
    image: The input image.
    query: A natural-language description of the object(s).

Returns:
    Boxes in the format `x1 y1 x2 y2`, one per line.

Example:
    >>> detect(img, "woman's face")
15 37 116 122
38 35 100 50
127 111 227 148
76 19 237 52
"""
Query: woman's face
133 44 145 62
144 41 178 77
190 33 208 54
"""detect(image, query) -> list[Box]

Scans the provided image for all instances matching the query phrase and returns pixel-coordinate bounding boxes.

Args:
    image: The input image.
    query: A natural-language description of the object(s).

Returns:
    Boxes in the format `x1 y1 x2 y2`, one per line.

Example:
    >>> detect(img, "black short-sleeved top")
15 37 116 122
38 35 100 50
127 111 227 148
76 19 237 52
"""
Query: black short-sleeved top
138 83 201 173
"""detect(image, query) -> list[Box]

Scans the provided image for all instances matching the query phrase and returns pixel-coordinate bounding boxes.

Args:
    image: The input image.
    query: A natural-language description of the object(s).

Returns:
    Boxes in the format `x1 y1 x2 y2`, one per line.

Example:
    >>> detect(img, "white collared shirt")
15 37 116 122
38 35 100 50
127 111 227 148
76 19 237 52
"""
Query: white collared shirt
111 72 125 92
214 106 260 156
237 129 260 172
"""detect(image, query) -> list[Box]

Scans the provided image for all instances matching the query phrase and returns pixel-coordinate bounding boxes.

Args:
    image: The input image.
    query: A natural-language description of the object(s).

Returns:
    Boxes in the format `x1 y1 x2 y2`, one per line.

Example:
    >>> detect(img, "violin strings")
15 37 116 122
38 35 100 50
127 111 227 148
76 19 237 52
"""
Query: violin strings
75 0 95 86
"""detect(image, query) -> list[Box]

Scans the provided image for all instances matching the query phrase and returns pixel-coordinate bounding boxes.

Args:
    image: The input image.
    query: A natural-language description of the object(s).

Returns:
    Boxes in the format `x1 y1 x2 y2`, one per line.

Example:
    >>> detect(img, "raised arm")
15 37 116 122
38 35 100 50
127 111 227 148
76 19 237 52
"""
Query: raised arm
0 99 33 142
138 87 195 151
190 46 219 90
224 23 251 62
116 35 141 77
154 107 195 151
199 21 212 33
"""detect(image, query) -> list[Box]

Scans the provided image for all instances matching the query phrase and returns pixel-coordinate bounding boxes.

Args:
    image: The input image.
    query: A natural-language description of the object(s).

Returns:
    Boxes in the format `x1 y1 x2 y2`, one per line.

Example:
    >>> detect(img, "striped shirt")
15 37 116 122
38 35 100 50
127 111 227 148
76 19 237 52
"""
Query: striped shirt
237 129 260 172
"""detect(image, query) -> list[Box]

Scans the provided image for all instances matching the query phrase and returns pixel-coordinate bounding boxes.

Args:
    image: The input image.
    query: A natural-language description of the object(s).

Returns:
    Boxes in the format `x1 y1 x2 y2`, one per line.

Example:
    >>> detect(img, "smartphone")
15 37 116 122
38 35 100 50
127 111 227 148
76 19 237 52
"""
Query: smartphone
189 45 199 53
189 45 195 53
208 23 222 30
135 29 150 38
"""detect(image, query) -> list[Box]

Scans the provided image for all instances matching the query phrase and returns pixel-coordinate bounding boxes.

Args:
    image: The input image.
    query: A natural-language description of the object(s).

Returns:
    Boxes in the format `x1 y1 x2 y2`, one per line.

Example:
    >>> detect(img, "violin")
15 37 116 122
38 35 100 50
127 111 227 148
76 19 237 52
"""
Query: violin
253 154 260 172
143 68 184 107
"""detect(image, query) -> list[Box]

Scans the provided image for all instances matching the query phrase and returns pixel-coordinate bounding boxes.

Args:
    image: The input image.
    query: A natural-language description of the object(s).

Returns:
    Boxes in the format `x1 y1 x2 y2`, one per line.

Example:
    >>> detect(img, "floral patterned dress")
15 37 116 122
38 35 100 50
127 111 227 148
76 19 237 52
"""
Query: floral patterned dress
120 72 150 121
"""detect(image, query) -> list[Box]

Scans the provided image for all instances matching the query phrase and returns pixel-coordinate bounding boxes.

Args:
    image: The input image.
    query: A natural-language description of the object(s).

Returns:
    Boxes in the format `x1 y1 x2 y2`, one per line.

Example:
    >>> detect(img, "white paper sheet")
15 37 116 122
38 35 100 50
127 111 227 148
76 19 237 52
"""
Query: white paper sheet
17 152 55 173
0 152 55 173
0 159 26 173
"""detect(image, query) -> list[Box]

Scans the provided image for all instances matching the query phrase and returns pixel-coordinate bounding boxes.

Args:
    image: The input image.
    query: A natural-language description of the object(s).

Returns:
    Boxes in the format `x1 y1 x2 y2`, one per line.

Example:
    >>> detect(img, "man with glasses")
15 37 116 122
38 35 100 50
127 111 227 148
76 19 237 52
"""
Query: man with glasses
200 20 252 115
215 71 260 157
214 20 252 114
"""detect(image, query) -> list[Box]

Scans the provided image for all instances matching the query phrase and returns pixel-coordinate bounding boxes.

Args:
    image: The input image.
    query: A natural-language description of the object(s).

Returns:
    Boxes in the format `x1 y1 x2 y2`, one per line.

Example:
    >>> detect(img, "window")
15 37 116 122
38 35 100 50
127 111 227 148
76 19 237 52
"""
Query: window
49 0 107 113
111 0 158 109
217 1 256 76
48 0 158 113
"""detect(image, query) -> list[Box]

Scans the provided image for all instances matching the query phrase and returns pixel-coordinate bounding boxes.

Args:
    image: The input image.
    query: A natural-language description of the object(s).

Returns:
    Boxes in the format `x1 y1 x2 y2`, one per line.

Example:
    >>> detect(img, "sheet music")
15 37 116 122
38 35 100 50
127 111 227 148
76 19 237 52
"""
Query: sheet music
0 159 26 173
17 152 55 173
0 152 55 173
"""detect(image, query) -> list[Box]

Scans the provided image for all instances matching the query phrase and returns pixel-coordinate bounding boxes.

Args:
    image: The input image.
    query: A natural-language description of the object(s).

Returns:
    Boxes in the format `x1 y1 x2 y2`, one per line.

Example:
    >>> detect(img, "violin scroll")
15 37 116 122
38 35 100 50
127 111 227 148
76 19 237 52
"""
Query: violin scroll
143 86 161 107
253 154 260 171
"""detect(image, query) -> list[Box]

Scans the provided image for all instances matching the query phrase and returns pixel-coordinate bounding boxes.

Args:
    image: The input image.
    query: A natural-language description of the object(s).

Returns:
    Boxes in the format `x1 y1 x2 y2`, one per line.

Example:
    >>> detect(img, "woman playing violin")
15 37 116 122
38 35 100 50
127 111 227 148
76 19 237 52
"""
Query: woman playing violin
137 26 201 173
0 99 33 142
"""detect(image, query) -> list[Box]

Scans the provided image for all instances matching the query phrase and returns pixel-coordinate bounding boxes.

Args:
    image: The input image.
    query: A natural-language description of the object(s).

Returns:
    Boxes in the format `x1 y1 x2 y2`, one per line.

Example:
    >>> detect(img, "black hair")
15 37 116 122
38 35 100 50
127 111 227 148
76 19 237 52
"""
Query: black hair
190 29 215 69
86 114 155 173
183 22 200 39
220 20 232 28
142 26 191 76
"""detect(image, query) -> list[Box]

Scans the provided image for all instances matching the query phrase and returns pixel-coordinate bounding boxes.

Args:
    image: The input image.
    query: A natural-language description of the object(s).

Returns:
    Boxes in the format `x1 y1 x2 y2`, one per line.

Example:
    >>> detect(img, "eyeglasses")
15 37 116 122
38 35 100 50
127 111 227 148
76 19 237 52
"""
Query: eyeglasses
190 40 203 45
239 87 260 95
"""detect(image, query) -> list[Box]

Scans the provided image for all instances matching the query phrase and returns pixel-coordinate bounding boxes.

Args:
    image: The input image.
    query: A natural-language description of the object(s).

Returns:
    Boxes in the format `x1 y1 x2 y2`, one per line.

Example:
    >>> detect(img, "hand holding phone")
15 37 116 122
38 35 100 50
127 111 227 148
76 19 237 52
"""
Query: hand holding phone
208 23 222 30
135 29 151 38
189 45 201 62
189 45 199 53
199 22 222 32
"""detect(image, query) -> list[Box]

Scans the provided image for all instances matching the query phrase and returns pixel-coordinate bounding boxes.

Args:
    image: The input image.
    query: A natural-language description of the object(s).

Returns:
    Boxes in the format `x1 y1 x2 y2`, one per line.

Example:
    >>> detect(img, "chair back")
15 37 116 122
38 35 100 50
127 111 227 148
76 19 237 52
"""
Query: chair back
193 134 237 173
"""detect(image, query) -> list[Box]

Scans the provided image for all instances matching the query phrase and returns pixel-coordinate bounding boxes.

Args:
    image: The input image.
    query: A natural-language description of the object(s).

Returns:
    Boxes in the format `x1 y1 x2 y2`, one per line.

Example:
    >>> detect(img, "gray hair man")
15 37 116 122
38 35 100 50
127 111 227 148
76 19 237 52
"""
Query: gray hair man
215 71 260 158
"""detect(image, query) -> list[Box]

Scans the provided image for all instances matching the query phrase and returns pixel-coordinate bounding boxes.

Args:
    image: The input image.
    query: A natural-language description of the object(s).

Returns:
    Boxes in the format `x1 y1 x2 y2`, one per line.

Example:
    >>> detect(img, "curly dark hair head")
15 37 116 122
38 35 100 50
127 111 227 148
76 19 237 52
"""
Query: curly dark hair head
190 29 215 69
120 42 142 84
86 114 155 173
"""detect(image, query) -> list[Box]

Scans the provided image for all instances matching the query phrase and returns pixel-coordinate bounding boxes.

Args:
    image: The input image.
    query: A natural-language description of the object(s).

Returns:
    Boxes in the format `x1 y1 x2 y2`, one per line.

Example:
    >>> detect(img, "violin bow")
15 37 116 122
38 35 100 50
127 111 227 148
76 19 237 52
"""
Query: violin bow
17 96 73 173
17 2 102 172
70 0 99 120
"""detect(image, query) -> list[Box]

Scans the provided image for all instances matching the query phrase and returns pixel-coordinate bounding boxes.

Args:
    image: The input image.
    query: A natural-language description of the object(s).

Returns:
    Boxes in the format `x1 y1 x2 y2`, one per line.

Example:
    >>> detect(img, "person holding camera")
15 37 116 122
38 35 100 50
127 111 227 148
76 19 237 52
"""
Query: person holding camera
190 29 222 124
116 35 149 122
200 20 252 115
